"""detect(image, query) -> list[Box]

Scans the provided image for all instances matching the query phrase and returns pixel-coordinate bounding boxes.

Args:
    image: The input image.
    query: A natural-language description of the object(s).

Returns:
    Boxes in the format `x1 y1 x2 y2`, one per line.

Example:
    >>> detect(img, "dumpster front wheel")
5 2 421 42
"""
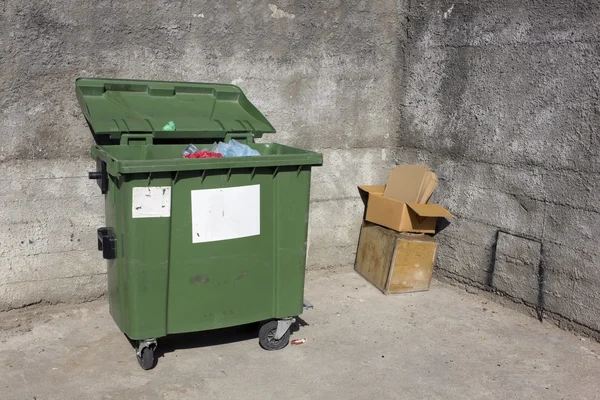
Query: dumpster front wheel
137 347 155 370
136 339 157 370
259 320 290 351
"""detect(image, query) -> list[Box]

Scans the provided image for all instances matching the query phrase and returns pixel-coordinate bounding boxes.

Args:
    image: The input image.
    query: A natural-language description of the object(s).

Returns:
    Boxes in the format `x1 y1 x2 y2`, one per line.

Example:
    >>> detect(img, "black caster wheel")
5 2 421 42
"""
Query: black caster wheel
259 320 290 351
137 345 156 370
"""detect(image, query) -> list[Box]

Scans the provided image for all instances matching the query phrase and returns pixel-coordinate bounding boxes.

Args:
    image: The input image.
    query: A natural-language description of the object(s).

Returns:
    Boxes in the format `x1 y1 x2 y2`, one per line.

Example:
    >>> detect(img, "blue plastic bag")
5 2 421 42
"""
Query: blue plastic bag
214 139 260 157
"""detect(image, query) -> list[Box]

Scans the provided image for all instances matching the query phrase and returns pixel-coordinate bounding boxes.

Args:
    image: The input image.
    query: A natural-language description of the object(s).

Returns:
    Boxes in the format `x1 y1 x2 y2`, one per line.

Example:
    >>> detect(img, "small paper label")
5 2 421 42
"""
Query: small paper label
191 185 260 243
132 187 171 218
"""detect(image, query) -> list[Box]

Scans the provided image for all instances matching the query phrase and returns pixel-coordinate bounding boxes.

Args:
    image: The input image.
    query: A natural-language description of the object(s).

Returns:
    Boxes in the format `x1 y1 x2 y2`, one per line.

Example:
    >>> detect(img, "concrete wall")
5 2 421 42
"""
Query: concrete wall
0 0 406 310
400 0 600 338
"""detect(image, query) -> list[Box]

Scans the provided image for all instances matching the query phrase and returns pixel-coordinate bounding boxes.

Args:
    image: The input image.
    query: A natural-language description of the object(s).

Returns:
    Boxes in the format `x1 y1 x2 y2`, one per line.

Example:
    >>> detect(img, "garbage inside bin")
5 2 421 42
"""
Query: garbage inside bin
182 140 260 159
213 139 261 157
184 150 223 159
182 144 199 157
77 77 322 370
181 144 223 159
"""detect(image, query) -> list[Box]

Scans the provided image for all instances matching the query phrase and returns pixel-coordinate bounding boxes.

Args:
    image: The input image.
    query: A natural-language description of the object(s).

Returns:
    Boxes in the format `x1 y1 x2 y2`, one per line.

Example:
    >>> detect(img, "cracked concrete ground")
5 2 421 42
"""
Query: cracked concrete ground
1 270 599 400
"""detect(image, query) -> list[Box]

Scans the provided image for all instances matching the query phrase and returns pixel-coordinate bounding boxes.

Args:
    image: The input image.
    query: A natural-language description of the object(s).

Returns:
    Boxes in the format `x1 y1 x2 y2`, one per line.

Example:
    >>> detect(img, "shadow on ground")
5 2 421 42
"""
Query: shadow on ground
131 317 310 359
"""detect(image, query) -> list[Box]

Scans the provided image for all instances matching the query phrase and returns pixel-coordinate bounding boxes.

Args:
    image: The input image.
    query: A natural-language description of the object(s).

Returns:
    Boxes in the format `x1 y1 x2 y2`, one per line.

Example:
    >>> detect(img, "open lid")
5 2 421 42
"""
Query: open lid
76 78 276 142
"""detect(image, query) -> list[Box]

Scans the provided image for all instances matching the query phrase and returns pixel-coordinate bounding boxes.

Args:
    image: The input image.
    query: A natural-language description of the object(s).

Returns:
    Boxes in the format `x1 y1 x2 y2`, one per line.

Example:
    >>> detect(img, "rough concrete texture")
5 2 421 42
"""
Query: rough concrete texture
2 271 600 399
400 0 600 338
0 1 405 309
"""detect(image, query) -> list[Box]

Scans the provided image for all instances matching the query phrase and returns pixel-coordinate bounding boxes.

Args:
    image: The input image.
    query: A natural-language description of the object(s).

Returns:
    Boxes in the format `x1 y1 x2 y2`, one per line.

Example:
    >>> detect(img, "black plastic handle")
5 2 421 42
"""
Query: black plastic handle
97 227 116 260
90 160 109 194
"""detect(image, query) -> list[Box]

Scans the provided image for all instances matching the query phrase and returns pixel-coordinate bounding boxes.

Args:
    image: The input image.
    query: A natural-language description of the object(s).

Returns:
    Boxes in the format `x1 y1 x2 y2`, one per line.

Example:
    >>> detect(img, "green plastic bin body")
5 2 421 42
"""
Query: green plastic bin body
78 78 322 340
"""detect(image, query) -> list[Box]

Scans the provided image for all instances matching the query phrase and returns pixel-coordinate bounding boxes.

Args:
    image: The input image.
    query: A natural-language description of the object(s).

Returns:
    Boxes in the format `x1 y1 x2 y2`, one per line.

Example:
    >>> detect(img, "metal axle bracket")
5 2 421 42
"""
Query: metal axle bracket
274 318 295 340
136 338 157 357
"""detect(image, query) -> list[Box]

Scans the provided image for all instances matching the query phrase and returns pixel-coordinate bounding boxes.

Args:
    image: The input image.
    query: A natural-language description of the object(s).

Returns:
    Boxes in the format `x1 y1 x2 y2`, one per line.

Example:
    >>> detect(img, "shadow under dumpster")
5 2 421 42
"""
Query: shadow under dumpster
130 317 310 359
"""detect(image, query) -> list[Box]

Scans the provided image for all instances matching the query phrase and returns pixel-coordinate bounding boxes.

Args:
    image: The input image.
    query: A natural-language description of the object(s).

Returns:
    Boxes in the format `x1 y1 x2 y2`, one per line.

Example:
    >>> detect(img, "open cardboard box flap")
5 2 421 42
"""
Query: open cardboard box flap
406 202 453 218
383 165 439 204
383 165 429 203
358 185 384 204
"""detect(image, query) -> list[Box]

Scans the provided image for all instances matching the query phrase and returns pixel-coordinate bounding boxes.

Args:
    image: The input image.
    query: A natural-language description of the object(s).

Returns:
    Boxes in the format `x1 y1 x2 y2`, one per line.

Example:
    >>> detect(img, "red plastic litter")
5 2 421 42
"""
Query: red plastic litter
184 151 223 159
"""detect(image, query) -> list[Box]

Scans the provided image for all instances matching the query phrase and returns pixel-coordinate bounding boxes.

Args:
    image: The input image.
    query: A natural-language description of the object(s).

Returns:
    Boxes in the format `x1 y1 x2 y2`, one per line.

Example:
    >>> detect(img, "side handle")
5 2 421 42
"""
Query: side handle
89 159 108 194
97 227 116 260
224 132 254 144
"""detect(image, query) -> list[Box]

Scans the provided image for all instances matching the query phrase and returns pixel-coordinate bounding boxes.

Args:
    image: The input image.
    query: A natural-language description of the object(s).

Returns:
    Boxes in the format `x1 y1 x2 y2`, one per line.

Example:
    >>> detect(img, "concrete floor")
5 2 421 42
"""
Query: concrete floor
1 270 599 400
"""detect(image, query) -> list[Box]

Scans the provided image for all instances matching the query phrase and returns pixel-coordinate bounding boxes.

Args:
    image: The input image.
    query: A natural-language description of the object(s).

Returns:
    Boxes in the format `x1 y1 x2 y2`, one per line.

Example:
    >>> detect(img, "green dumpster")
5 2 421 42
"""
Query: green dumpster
77 78 322 369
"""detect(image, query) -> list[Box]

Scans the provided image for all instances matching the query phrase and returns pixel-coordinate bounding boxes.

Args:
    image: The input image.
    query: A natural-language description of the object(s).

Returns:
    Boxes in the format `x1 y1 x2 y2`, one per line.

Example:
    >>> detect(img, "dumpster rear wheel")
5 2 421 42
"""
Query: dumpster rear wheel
136 339 157 370
259 320 290 351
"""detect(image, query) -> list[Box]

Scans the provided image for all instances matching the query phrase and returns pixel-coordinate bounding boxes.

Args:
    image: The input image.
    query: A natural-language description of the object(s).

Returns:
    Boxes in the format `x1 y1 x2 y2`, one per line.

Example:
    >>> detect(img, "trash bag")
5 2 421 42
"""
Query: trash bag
184 150 223 159
215 139 260 157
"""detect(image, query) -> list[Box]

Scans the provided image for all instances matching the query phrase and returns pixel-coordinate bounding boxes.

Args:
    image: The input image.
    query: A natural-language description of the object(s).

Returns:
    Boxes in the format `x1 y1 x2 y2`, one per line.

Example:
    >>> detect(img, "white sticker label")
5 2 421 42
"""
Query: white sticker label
191 185 260 243
132 187 172 218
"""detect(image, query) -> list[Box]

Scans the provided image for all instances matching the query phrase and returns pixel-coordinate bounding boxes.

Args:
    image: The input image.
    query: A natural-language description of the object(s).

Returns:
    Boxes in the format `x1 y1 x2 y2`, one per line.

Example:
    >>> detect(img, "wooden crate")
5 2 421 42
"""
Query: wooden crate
354 222 437 294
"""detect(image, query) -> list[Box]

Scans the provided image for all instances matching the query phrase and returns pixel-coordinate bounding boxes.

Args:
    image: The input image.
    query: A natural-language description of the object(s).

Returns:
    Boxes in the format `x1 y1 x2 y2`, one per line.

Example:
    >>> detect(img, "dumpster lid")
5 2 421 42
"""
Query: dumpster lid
75 78 276 140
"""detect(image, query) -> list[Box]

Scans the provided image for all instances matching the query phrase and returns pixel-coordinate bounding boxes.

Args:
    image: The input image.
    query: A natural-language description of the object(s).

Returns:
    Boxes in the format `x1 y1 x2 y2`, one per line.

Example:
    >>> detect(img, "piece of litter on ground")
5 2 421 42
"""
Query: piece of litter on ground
291 338 306 345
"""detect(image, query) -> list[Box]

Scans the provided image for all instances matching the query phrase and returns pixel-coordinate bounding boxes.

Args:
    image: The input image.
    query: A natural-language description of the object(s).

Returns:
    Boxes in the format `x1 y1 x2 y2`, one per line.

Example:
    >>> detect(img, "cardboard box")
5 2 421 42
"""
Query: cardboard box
358 165 452 234
355 222 437 294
